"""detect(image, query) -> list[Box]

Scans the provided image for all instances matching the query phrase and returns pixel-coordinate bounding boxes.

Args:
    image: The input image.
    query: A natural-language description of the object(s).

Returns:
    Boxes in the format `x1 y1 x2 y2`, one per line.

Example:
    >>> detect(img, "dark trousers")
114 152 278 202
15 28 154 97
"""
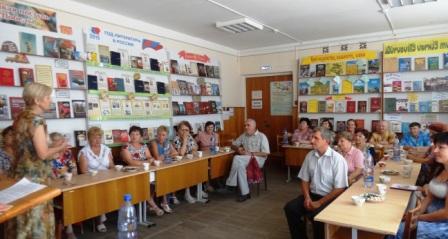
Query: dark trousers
284 193 330 239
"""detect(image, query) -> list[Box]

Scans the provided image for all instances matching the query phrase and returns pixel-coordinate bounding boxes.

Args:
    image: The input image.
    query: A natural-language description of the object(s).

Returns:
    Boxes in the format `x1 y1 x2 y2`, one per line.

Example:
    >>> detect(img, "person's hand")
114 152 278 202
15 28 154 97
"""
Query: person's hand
237 147 246 155
304 196 312 210
309 200 322 210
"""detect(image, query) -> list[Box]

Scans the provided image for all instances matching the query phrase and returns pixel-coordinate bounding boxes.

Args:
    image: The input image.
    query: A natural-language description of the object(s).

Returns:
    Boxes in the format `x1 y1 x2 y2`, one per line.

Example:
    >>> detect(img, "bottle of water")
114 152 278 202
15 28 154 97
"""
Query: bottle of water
117 194 138 239
282 129 289 145
363 151 374 188
210 134 216 154
392 138 401 161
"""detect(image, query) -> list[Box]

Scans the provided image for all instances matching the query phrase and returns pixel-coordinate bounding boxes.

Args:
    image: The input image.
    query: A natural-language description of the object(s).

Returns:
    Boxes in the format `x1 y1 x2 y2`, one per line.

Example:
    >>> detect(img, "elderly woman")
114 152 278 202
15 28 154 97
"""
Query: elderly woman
78 126 114 233
0 126 14 175
6 83 68 239
150 125 178 212
196 121 219 151
337 131 364 185
390 132 448 239
292 118 313 144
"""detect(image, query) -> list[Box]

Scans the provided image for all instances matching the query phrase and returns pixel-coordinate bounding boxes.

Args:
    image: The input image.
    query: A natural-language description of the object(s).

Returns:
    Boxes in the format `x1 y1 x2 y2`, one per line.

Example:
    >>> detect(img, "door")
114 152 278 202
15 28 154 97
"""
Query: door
246 74 293 151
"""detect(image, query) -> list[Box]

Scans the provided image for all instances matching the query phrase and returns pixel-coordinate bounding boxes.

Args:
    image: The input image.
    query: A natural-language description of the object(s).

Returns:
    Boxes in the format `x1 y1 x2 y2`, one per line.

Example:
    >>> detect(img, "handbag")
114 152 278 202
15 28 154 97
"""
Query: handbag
246 153 263 184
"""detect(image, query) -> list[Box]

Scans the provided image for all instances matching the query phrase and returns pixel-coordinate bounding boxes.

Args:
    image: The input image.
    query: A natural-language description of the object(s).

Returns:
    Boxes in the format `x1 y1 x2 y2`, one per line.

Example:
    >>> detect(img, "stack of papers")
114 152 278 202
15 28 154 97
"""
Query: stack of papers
0 178 47 204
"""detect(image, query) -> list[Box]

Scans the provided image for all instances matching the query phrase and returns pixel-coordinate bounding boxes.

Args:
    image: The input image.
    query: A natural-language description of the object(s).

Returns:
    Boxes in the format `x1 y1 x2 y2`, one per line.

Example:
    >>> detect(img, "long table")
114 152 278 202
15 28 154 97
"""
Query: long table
315 160 421 239
0 177 61 224
283 145 313 182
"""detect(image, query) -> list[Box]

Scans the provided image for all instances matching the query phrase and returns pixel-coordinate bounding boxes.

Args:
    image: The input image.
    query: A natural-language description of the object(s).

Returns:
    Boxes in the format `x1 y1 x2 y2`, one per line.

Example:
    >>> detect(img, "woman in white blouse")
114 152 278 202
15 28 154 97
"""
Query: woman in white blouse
78 126 114 233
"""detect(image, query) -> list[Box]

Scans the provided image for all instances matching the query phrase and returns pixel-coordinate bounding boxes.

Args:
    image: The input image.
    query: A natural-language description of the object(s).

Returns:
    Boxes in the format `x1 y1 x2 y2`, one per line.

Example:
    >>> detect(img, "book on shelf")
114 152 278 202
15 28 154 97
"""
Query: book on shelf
214 66 220 79
87 75 98 90
35 65 53 87
354 119 365 129
97 73 108 90
444 53 448 69
211 84 220 96
383 57 398 72
336 121 346 132
9 97 25 119
69 70 85 89
326 100 335 113
409 103 417 112
310 119 319 128
368 59 380 74
384 98 397 113
319 117 334 128
189 62 198 76
341 79 353 94
367 78 380 93
169 81 180 95
326 62 345 76
0 95 9 119
427 56 439 70
331 77 340 94
123 76 134 93
206 65 215 78
334 101 346 113
370 97 381 113
85 43 98 63
55 73 68 88
134 80 145 93
100 99 111 117
143 101 152 116
431 101 439 112
318 100 326 113
43 36 60 58
356 59 367 74
439 100 448 112
132 100 145 116
18 68 34 86
150 58 160 71
315 64 326 77
98 45 110 64
87 96 101 120
143 81 151 93
184 102 195 115
346 101 356 113
130 56 143 69
156 82 166 94
392 80 402 92
414 57 426 71
346 61 358 75
72 100 86 118
58 39 76 60
412 80 423 91
371 120 380 132
110 51 121 66
74 130 87 147
110 98 122 117
172 101 180 115
177 80 188 95
209 100 218 113
19 32 37 54
0 67 15 86
178 103 186 115
170 60 179 74
308 99 318 113
112 129 128 144
191 83 200 96
299 101 307 113
424 76 448 91
398 58 411 72
418 101 430 113
309 64 316 77
403 81 412 92
357 100 367 113
390 121 401 133
43 102 57 119
299 82 309 95
199 101 210 114
122 100 133 116
197 63 206 77
299 64 310 77
103 130 113 144
57 101 71 118
141 53 151 70
353 79 365 93
107 77 125 91
147 78 157 93
396 99 409 112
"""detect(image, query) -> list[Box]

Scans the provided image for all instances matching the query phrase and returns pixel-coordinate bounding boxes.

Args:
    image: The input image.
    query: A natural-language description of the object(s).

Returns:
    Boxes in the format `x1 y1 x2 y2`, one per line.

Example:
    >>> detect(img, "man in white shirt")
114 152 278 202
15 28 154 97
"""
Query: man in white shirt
284 127 348 239
226 119 270 202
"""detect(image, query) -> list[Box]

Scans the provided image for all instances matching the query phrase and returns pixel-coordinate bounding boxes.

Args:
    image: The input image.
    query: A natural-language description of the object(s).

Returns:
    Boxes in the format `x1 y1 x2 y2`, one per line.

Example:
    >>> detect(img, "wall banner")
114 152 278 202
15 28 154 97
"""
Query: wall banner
270 81 293 116
0 1 57 32
301 50 377 64
384 37 448 58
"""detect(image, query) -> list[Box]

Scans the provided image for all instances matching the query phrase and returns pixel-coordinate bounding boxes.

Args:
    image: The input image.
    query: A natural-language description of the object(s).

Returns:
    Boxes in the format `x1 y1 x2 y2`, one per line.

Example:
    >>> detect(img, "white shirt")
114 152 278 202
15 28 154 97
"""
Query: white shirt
78 144 111 171
232 130 270 155
298 147 348 196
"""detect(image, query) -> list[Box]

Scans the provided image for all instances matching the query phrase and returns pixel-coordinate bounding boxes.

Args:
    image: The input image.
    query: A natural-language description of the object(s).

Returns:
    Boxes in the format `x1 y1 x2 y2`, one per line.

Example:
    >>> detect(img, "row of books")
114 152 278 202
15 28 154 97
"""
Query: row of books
170 60 220 78
88 97 171 120
383 54 448 73
87 74 167 94
383 75 448 92
0 95 86 120
300 97 381 113
384 98 448 113
305 118 371 132
299 76 381 95
172 101 219 115
299 59 380 78
170 79 220 96
0 66 85 89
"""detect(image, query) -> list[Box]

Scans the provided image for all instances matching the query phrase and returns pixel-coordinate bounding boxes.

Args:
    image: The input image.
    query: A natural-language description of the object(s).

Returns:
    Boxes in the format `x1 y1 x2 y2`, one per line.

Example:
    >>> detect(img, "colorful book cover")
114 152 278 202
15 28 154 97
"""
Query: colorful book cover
439 100 448 112
357 101 367 113
169 81 180 95
184 102 195 115
299 64 310 77
384 98 397 113
150 58 160 71
414 57 426 71
57 101 71 118
35 65 53 87
0 95 9 119
69 70 85 89
371 120 380 132
367 78 380 93
346 101 356 113
130 56 143 69
197 63 206 77
43 36 60 58
211 84 220 96
392 80 402 92
412 80 423 91
310 119 319 129
308 99 318 113
170 60 179 74
178 104 186 115
134 80 145 93
299 81 309 95
107 78 125 91
9 97 25 120
172 101 180 115
402 122 410 135
396 99 409 112
318 100 326 113
87 75 98 90
309 64 316 77
18 68 34 86
87 96 101 120
98 45 110 64
58 39 76 60
428 56 439 70
444 53 448 69
341 79 353 94
336 121 346 132
353 79 365 93
74 130 87 147
409 103 417 112
356 59 367 74
56 73 68 88
209 101 218 113
325 62 345 76
331 77 340 94
354 119 365 129
368 59 380 74
418 101 430 113
326 100 335 113
299 101 307 113
334 101 346 113
19 32 37 54
199 101 210 114
403 81 412 92
346 61 358 75
72 100 86 118
431 100 439 112
0 67 15 86
398 58 411 72
370 97 381 113
42 102 56 119
383 57 398 73
316 64 326 77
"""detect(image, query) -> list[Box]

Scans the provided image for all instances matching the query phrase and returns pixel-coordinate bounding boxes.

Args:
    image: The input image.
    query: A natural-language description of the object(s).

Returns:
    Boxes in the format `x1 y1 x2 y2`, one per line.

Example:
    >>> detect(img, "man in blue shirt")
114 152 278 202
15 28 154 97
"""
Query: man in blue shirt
401 122 431 149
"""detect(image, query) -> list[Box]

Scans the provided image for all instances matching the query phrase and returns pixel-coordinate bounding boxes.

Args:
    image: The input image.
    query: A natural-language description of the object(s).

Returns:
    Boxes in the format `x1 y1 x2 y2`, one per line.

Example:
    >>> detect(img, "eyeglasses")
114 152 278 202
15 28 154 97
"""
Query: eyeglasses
180 128 190 132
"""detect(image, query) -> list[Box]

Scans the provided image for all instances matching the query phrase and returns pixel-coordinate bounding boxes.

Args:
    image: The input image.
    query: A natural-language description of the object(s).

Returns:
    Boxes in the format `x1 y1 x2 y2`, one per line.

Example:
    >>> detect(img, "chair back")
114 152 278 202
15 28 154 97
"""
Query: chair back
403 196 422 239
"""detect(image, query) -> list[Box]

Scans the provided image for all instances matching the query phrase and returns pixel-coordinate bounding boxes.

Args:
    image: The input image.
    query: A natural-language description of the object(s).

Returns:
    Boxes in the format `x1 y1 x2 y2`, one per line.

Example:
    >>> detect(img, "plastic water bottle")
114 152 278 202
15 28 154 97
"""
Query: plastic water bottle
392 138 401 161
282 129 289 145
210 134 216 154
117 194 138 239
363 151 374 188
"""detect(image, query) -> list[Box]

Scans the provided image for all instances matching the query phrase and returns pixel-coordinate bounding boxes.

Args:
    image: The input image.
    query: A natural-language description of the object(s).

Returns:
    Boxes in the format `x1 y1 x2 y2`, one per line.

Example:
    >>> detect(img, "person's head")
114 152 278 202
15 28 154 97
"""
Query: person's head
409 122 421 137
428 122 448 135
311 127 333 151
204 121 215 134
177 121 192 137
347 119 356 132
1 126 14 147
432 132 448 165
87 127 103 147
337 131 354 153
49 132 65 147
355 128 371 145
320 119 333 131
378 120 389 133
299 118 310 130
22 83 52 112
244 119 257 135
129 126 143 144
156 125 169 142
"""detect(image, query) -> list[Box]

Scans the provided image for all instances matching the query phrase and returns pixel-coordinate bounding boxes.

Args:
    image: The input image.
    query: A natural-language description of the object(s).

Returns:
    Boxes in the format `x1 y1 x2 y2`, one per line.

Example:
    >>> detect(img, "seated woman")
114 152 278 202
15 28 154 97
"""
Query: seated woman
337 131 364 185
321 118 334 132
354 128 376 161
0 126 14 175
292 118 313 145
196 121 219 152
150 125 178 211
390 132 448 239
78 127 114 233
346 119 356 136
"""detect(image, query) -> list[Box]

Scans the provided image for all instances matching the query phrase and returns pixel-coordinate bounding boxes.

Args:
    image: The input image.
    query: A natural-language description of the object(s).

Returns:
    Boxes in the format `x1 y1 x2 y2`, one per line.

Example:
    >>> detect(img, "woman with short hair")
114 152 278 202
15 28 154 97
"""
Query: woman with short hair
337 131 364 185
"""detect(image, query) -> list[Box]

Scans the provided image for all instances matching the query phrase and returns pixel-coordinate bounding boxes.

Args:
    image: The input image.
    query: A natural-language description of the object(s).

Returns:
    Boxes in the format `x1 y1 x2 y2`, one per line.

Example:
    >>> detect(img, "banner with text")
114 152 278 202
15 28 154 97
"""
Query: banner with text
301 50 377 64
384 37 448 58
0 1 57 32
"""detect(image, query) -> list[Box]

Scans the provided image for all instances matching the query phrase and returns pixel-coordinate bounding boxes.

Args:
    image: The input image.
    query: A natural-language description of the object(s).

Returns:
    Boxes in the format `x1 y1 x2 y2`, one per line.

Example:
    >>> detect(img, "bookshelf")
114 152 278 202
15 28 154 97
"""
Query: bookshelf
297 50 382 132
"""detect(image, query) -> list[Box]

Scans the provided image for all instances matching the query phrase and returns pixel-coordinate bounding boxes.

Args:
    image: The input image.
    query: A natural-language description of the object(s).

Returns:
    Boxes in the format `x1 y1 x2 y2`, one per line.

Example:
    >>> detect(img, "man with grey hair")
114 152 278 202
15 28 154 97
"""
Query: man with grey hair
284 127 348 239
226 119 270 202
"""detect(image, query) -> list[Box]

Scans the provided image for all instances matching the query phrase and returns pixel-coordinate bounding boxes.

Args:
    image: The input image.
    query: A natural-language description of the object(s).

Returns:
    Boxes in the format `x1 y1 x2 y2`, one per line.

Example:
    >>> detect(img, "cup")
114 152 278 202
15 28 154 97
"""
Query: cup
186 154 193 160
402 164 413 178
143 162 150 170
175 155 183 161
115 165 123 172
64 172 73 182
224 146 231 152
383 153 390 161
89 170 98 176
379 175 391 184
215 146 220 152
153 160 161 167
294 142 300 147
403 159 413 165
351 195 365 207
196 151 203 157
377 183 387 196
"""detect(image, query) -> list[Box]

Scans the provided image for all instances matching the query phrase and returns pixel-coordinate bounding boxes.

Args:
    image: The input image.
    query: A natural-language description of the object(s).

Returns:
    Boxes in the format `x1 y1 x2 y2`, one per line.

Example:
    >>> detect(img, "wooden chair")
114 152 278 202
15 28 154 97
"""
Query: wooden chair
249 154 269 196
403 196 422 239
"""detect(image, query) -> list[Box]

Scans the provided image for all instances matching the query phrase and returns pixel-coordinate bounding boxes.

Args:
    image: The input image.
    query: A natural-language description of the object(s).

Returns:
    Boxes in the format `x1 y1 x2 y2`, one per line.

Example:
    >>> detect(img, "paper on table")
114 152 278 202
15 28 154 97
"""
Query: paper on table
0 178 47 204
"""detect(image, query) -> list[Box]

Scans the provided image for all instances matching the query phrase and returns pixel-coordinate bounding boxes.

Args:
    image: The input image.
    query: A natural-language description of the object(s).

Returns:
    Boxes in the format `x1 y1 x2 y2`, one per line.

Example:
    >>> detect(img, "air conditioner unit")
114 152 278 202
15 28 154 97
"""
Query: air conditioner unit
216 17 264 34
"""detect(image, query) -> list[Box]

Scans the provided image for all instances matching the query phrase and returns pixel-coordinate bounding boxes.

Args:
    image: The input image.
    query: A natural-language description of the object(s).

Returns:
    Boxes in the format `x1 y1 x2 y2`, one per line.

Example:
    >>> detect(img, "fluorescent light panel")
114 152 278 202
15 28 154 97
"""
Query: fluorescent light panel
216 17 264 34
384 0 437 8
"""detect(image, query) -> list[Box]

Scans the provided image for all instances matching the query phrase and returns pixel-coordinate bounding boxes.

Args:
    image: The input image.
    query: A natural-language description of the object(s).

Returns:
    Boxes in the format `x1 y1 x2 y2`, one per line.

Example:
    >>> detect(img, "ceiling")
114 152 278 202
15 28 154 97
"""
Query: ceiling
72 0 448 51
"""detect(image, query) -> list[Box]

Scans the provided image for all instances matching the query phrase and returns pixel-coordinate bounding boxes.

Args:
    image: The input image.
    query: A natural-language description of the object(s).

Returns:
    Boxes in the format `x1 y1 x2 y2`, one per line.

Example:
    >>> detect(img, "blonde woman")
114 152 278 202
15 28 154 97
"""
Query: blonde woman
6 83 69 239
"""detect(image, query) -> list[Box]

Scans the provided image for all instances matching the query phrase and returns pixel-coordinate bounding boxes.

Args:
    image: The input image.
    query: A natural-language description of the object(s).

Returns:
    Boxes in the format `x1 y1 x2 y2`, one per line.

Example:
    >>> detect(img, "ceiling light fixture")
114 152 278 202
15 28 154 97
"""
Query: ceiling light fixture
382 0 437 8
216 17 263 34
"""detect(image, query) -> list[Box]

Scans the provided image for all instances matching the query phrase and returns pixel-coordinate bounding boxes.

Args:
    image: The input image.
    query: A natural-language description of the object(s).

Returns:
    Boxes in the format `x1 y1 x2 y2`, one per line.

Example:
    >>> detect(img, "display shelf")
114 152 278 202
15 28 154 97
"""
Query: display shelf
383 68 448 74
172 113 222 117
86 61 169 76
299 112 380 115
299 92 380 97
0 50 85 63
87 90 170 98
170 72 220 80
384 112 448 114
299 73 381 79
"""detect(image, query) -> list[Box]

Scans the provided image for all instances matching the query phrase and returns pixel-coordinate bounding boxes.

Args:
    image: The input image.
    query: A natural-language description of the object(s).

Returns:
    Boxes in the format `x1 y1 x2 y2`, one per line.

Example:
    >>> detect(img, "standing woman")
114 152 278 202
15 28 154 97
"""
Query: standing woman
6 83 68 239
196 121 219 151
